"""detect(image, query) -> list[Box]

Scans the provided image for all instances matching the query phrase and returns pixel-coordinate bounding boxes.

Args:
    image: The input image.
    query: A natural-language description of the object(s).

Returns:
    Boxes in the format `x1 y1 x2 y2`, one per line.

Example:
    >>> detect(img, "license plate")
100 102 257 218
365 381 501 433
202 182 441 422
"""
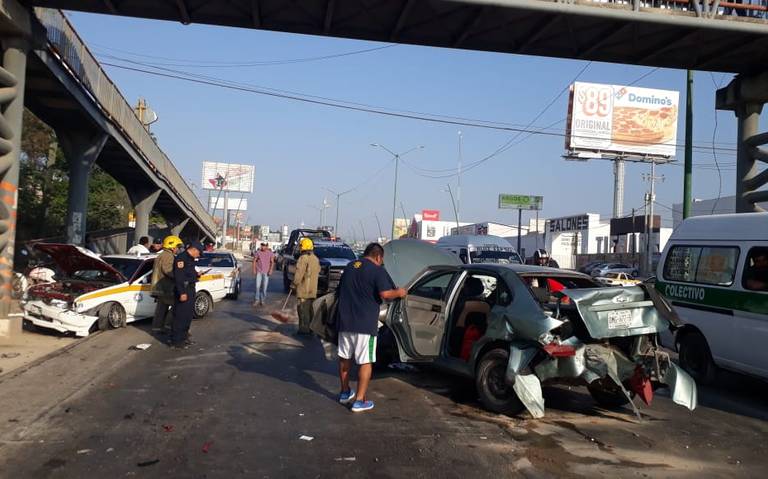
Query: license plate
607 310 634 329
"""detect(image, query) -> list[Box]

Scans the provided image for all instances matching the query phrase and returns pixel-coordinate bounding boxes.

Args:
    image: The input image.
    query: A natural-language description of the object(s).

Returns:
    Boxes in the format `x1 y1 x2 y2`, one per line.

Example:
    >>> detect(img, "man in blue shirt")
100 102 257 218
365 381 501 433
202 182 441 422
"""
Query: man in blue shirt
335 243 406 413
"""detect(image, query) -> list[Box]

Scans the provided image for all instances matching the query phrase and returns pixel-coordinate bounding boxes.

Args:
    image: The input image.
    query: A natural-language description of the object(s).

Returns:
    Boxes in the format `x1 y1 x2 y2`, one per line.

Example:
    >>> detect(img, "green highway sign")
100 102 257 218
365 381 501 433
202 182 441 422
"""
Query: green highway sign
498 194 543 211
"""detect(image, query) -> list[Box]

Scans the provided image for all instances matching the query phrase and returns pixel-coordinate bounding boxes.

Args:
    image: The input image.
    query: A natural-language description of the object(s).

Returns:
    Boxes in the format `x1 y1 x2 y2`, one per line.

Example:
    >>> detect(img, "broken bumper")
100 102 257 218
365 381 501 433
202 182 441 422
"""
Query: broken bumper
23 301 97 337
506 342 698 418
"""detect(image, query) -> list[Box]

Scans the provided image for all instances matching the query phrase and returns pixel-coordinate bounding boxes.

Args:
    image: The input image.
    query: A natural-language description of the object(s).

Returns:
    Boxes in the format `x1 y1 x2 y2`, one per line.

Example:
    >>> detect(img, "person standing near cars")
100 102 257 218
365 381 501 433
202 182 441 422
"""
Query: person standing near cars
151 235 183 335
127 236 151 255
171 241 204 349
252 242 275 306
291 238 320 335
335 243 407 413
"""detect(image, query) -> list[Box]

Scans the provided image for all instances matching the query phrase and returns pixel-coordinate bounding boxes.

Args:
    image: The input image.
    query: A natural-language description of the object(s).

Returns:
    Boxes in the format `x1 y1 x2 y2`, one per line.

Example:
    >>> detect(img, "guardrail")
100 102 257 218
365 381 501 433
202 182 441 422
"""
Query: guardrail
575 0 768 19
33 8 215 236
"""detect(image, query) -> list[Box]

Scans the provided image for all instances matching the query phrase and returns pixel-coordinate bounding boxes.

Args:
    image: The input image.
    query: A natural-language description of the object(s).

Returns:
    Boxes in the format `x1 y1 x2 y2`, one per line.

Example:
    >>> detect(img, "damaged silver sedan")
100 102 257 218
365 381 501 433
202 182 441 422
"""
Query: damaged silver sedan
380 240 697 418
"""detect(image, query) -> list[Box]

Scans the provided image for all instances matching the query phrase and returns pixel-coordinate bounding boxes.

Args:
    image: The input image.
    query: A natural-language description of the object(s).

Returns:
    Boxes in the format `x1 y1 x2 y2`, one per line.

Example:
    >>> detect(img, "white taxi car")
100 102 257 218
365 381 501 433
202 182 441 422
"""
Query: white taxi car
22 244 227 336
595 272 641 287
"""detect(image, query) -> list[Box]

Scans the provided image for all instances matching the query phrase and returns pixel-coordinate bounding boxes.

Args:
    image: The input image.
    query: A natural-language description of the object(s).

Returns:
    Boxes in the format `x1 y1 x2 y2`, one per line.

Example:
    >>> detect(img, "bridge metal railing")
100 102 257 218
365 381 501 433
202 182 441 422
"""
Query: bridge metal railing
33 8 215 236
574 0 768 19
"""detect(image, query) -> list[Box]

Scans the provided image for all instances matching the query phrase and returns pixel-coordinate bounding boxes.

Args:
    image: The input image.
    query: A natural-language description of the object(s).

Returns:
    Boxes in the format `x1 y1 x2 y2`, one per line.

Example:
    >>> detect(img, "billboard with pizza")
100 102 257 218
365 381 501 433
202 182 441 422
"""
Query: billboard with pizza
566 82 679 158
201 162 255 193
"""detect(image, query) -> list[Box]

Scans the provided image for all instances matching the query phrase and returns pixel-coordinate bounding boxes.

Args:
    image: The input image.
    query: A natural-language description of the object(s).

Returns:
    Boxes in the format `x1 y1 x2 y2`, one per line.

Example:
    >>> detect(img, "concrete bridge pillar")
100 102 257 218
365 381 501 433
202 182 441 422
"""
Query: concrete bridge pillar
170 218 190 237
57 130 108 245
716 73 768 213
128 187 161 241
0 34 29 342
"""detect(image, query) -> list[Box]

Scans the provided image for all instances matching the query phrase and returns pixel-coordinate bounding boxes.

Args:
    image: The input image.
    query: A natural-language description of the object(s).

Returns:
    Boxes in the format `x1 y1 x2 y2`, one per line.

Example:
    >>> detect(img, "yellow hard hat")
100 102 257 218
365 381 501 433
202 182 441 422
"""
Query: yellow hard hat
162 235 183 250
299 237 314 251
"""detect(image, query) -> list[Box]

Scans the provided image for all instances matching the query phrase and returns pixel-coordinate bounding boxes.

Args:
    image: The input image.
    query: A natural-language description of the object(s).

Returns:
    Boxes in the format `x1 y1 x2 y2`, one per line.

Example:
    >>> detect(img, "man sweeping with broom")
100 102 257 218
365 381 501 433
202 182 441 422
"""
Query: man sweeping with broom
290 237 321 335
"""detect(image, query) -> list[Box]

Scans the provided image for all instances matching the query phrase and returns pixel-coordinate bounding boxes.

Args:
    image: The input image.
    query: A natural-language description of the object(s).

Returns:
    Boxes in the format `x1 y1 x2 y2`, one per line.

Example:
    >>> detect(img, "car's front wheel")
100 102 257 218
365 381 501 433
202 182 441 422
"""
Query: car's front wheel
475 348 525 415
97 303 126 331
678 331 717 385
193 292 212 319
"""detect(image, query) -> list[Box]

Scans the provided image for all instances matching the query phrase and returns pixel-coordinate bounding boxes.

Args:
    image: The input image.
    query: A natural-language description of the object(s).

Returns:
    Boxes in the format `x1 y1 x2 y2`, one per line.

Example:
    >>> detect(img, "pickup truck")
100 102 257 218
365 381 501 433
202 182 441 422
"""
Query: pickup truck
281 229 355 294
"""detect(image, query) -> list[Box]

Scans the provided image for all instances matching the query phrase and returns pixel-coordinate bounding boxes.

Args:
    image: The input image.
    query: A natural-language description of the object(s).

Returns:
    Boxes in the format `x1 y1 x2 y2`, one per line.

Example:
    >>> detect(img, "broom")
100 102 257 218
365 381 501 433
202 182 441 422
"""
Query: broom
270 289 293 323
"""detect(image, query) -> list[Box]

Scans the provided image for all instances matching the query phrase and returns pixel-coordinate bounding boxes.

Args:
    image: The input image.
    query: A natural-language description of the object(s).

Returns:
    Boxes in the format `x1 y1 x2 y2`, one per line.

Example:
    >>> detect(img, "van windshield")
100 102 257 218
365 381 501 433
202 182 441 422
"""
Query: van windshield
470 249 522 264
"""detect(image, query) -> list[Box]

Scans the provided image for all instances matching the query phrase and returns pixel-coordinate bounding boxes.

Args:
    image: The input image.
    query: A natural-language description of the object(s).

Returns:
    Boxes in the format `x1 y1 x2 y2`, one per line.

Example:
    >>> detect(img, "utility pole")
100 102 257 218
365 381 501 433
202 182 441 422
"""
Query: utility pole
446 184 460 232
457 131 463 224
683 70 694 219
642 162 664 275
374 212 384 241
359 220 367 243
324 187 354 239
613 158 625 218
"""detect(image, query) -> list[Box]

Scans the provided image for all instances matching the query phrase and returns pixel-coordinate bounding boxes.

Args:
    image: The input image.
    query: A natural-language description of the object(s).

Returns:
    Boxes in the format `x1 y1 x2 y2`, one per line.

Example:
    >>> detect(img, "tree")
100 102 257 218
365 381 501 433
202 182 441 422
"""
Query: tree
19 109 132 240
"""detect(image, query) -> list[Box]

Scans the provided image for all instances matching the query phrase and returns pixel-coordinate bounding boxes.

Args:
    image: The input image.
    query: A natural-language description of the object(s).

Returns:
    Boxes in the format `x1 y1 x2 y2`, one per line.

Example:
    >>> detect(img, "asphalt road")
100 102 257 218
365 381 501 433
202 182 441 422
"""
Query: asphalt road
0 266 766 478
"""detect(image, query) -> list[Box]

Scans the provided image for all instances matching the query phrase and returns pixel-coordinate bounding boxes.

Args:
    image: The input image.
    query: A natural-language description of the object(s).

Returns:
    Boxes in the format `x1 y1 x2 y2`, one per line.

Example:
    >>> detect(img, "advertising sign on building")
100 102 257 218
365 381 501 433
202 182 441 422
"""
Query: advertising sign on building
548 214 590 233
498 194 543 210
566 82 680 158
201 162 255 193
422 210 440 221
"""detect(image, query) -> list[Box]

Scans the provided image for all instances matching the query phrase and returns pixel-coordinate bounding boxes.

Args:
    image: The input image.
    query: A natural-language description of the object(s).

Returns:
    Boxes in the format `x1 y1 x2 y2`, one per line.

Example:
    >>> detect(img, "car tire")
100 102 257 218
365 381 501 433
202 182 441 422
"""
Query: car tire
231 281 240 300
193 292 212 319
475 348 525 416
587 377 633 409
678 331 717 385
98 303 126 331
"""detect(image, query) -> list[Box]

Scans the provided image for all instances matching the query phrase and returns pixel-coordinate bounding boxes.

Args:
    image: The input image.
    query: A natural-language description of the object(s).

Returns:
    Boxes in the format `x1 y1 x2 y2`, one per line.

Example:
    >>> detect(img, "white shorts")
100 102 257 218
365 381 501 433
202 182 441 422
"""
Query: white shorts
338 332 377 365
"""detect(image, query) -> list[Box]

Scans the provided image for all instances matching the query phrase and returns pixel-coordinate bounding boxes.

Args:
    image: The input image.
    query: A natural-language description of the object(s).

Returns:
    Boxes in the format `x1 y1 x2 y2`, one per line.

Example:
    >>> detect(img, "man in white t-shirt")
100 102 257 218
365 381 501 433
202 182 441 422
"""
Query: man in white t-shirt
127 236 151 255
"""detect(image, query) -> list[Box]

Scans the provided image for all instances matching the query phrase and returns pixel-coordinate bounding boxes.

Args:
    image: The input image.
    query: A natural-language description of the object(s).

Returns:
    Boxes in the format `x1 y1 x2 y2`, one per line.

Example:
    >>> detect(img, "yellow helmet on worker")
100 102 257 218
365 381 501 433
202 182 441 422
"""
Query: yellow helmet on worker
162 235 184 250
299 237 314 252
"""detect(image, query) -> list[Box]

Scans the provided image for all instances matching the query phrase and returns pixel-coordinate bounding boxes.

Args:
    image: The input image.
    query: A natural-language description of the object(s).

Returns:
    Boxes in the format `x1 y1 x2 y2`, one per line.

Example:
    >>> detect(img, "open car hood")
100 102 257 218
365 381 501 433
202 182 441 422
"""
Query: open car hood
383 239 461 287
34 243 126 282
563 285 669 339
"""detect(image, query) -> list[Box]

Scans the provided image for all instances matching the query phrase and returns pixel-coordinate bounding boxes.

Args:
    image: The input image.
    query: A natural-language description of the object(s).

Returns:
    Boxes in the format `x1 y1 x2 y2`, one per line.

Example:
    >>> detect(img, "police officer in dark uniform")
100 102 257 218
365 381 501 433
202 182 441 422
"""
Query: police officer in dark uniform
170 240 204 349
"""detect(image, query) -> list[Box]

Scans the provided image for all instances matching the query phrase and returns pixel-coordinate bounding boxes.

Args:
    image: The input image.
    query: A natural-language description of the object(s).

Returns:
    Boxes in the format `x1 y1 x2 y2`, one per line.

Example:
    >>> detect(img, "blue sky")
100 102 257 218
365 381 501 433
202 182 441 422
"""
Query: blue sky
67 11 750 240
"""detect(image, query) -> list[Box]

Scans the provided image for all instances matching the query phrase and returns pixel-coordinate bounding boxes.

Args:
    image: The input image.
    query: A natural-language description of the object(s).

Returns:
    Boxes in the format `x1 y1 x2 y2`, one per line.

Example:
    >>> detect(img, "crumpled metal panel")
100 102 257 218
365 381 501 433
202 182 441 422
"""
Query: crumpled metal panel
495 269 564 341
512 374 545 419
506 345 538 382
564 286 669 339
660 362 698 411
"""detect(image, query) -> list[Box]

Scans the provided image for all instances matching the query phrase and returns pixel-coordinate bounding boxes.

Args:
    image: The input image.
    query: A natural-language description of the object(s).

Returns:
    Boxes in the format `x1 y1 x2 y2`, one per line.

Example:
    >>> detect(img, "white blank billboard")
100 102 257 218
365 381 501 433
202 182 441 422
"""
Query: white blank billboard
209 197 248 212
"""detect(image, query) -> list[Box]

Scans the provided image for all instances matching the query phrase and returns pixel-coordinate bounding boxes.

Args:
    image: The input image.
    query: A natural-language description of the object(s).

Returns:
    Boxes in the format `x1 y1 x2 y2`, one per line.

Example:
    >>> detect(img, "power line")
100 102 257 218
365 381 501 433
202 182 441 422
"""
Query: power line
92 43 399 67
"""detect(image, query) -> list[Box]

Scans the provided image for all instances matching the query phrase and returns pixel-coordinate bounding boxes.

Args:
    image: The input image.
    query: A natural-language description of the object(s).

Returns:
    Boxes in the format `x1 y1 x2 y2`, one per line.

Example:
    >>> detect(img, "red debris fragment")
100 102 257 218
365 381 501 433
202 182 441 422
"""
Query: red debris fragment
629 365 654 405
542 343 576 357
202 441 213 453
162 424 174 433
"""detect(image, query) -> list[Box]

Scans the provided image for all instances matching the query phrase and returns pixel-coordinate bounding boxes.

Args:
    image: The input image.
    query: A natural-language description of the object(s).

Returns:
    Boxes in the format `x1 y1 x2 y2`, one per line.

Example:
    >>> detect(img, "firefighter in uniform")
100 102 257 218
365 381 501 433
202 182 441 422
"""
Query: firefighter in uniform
171 240 204 348
292 237 321 335
151 235 183 335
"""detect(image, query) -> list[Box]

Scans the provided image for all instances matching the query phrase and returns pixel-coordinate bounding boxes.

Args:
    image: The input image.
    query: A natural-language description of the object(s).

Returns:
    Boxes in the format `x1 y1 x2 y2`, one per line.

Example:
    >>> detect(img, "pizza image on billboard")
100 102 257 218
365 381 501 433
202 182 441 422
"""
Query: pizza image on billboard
568 82 680 158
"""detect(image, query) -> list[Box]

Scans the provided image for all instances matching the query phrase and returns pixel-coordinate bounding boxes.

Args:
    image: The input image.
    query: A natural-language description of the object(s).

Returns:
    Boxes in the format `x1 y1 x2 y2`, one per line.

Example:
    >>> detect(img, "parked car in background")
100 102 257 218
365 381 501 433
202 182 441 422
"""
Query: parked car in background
315 239 696 418
283 239 356 294
595 272 640 287
22 244 226 336
578 261 606 275
197 251 241 299
656 213 768 384
591 263 639 278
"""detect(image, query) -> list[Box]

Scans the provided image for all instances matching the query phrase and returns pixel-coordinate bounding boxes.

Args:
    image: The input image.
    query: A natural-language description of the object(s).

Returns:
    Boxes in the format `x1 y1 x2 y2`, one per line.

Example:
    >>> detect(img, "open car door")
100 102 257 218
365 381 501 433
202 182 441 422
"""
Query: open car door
388 268 462 362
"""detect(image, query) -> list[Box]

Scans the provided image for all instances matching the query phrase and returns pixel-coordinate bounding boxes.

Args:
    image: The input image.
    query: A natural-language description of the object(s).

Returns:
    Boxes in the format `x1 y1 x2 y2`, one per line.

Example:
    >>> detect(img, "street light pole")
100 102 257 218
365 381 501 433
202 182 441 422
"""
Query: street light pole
324 186 354 239
457 131 463 224
371 143 424 240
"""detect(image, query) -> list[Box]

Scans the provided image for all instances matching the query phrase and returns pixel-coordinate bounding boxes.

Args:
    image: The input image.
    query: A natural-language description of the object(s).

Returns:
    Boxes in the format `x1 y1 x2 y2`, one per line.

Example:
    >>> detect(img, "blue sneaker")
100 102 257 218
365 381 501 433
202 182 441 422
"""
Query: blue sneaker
339 390 356 405
350 400 375 413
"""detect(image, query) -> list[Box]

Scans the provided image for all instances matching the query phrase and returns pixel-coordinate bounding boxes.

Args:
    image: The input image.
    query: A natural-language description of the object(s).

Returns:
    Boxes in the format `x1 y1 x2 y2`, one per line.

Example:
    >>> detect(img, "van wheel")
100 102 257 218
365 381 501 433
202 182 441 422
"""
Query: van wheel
587 377 633 409
475 348 525 416
678 331 717 385
193 292 212 319
98 303 126 330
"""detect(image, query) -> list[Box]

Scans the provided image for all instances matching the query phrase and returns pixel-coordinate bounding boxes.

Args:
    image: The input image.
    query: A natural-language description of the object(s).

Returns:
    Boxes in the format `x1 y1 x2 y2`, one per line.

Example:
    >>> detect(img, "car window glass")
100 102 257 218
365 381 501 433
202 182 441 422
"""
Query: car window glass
410 272 455 301
743 247 768 292
664 246 739 286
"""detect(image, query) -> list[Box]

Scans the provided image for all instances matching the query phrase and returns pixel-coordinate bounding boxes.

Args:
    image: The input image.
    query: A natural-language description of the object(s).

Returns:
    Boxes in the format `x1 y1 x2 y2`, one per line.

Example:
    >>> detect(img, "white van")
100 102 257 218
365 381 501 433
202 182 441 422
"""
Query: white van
656 213 768 383
436 235 523 265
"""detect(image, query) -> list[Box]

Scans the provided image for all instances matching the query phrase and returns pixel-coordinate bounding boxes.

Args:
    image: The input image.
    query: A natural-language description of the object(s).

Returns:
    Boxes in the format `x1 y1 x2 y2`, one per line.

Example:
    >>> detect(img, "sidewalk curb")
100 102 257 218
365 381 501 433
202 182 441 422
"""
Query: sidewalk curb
0 330 102 384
